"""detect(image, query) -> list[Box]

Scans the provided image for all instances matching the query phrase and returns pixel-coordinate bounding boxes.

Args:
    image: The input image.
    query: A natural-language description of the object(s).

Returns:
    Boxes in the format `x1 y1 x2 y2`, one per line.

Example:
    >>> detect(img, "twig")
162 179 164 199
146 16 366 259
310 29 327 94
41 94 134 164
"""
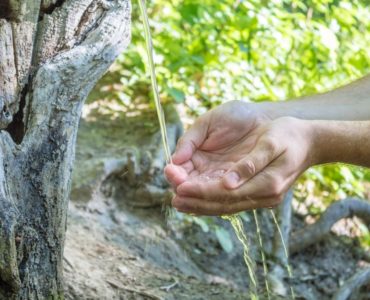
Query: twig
160 279 179 292
63 255 74 270
106 280 164 300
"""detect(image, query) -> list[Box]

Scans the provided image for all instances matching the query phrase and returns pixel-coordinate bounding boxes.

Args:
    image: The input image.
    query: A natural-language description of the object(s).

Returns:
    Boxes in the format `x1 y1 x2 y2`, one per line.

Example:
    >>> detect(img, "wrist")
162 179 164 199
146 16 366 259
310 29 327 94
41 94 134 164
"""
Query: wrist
256 100 308 120
256 101 285 119
305 120 329 166
287 118 323 168
307 120 370 167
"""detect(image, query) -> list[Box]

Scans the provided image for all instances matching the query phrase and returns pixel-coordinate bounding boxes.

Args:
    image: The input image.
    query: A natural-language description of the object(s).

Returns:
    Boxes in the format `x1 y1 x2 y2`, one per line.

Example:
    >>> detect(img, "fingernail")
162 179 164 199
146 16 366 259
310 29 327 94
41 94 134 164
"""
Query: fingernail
224 172 240 187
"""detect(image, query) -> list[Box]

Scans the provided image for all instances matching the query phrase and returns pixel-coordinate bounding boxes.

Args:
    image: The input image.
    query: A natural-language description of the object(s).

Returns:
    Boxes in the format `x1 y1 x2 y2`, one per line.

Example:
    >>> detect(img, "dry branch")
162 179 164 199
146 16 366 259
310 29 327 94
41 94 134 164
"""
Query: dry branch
290 198 370 254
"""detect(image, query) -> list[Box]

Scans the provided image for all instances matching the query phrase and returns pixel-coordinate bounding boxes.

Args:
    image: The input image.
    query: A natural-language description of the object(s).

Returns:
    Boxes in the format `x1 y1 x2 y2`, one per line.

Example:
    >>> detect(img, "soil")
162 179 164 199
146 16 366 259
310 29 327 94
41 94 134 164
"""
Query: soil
64 103 370 300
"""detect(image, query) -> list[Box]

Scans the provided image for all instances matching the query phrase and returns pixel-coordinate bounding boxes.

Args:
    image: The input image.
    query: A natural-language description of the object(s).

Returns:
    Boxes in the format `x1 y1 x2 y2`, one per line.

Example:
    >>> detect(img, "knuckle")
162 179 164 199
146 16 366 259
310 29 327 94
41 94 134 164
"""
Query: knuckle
270 183 282 198
270 196 283 208
262 136 278 154
266 176 283 197
238 160 256 176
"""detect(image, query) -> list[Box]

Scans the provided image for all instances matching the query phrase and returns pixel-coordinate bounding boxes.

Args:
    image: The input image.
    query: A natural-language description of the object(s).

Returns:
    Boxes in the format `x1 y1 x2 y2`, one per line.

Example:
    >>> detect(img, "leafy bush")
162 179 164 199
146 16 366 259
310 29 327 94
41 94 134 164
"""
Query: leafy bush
116 0 370 112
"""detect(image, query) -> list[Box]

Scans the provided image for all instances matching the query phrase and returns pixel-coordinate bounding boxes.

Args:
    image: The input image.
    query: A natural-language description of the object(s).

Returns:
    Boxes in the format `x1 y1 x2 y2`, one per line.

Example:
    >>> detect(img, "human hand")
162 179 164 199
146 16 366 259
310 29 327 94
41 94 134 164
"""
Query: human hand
165 100 272 186
165 101 315 215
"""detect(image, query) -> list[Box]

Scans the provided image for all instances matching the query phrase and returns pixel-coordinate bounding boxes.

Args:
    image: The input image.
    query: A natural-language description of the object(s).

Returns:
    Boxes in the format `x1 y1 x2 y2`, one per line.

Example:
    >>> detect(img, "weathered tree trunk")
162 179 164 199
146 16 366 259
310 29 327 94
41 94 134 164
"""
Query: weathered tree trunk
0 1 131 299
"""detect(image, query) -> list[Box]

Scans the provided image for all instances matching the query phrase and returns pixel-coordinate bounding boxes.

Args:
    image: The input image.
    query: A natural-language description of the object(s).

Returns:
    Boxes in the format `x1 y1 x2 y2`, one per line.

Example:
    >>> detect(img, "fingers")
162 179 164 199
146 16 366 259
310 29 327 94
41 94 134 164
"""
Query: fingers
170 153 292 215
172 116 209 165
164 164 189 187
177 165 286 201
177 179 240 200
172 195 281 216
164 159 198 188
222 137 283 189
175 154 293 218
172 170 287 215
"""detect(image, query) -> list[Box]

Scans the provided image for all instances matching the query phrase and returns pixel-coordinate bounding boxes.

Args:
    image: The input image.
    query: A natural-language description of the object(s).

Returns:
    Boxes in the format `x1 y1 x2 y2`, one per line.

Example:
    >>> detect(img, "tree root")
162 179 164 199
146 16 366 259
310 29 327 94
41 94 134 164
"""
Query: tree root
101 115 182 208
332 267 370 300
290 198 370 254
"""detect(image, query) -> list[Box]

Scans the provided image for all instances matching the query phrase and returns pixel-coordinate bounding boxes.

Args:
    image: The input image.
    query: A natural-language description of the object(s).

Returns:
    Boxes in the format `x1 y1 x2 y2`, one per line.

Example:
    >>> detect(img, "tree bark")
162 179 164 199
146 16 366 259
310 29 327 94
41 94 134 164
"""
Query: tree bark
0 1 131 299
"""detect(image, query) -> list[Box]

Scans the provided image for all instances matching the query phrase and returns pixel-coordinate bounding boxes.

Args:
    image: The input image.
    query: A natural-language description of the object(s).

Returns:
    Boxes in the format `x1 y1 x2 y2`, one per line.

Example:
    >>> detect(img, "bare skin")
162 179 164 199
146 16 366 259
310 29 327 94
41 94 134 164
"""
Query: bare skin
165 75 370 216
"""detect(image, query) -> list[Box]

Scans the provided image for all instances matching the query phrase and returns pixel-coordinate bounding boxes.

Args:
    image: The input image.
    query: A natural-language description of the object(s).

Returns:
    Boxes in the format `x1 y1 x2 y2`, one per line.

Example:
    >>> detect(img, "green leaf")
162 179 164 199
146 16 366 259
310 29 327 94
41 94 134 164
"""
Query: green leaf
215 226 233 253
193 217 210 233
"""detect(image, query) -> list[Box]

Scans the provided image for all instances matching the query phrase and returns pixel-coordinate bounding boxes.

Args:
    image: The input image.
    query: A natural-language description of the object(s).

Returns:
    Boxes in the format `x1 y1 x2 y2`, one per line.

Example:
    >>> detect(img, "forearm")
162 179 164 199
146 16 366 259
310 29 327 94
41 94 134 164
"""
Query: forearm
259 74 370 121
309 120 370 167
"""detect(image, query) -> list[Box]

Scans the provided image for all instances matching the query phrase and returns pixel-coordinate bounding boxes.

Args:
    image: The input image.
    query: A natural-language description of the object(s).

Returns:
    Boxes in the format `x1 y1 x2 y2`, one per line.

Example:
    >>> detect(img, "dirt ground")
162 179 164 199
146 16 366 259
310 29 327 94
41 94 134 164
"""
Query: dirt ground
64 194 247 300
63 103 370 300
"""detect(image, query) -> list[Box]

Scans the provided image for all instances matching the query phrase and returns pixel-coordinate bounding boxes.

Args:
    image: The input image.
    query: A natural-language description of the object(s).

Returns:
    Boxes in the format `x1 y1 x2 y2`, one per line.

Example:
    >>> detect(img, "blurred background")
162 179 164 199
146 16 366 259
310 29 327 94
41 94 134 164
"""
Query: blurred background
92 0 370 248
65 1 370 299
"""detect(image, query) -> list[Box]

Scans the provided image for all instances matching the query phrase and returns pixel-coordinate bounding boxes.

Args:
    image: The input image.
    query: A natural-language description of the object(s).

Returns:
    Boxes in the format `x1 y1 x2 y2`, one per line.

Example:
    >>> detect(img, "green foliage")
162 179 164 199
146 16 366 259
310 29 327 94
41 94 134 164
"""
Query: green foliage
297 165 370 214
311 165 368 197
115 0 370 114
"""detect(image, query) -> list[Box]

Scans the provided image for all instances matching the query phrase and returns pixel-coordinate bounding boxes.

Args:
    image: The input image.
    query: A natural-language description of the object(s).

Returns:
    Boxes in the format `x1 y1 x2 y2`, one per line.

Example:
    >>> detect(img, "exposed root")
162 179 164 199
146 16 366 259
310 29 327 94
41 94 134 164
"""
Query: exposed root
159 279 179 292
332 267 370 300
101 116 182 208
290 198 370 254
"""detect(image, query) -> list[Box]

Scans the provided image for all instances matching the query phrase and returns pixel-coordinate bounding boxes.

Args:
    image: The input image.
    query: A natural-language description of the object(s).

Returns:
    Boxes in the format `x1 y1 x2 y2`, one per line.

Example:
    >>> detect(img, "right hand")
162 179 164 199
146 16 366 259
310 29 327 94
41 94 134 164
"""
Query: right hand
165 100 272 188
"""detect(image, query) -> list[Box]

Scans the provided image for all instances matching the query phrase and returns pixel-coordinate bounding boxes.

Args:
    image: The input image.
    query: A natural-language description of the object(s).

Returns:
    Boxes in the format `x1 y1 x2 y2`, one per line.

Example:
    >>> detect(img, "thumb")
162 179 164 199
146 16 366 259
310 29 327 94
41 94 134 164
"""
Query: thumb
172 116 209 165
222 138 281 189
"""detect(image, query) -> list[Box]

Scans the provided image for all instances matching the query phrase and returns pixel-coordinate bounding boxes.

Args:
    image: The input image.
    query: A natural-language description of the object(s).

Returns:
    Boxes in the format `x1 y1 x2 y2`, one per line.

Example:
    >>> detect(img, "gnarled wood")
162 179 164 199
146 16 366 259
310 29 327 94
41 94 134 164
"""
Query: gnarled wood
0 0 131 298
